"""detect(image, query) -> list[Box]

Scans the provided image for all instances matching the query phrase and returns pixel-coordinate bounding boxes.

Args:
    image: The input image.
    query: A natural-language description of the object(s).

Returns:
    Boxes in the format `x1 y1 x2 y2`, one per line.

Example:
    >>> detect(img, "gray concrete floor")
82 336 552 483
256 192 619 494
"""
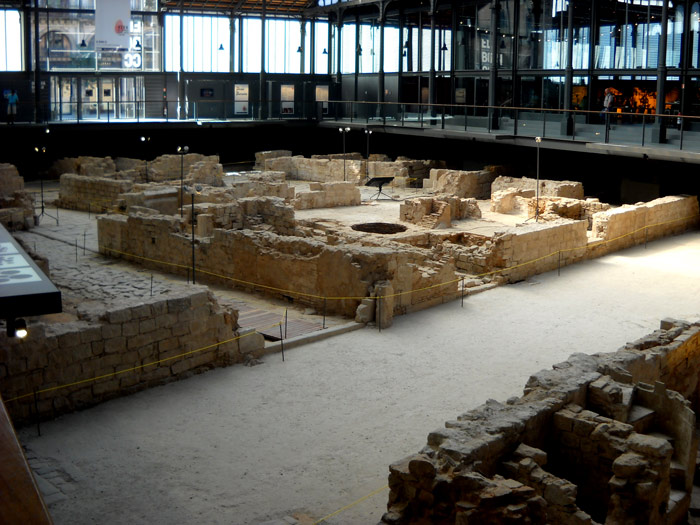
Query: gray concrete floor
15 212 700 524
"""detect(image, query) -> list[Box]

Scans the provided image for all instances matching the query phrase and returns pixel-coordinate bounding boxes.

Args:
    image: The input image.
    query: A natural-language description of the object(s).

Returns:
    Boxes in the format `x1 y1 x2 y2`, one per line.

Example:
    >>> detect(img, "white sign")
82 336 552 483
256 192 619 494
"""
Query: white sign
95 0 130 51
234 84 249 114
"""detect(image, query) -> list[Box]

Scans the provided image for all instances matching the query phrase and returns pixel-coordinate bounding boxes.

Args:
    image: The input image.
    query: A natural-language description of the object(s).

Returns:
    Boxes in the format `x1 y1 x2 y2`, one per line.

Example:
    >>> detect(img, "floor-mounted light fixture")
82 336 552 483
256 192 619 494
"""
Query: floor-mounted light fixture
339 127 351 181
177 145 189 218
7 318 27 338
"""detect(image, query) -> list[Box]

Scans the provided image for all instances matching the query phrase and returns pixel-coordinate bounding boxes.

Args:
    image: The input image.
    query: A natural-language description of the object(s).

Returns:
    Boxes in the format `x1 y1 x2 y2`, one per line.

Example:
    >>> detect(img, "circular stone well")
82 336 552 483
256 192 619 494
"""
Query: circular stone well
351 222 407 234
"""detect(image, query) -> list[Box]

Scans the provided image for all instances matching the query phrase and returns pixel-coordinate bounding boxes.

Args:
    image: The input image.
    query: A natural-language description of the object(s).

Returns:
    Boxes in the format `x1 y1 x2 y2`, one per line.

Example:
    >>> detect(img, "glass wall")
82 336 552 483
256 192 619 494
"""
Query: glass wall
165 14 229 72
0 9 22 71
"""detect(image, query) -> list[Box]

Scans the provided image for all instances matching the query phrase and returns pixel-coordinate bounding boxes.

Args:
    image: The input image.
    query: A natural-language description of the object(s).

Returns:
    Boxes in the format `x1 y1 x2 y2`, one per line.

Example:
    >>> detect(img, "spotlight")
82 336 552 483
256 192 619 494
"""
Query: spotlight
7 318 27 338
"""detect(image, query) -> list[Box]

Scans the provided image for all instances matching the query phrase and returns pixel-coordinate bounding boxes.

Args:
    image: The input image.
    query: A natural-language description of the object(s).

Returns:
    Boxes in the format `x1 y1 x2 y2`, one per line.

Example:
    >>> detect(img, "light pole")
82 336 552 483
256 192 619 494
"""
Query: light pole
339 127 350 181
177 145 189 217
140 136 150 183
364 129 372 180
535 136 542 222
184 184 202 284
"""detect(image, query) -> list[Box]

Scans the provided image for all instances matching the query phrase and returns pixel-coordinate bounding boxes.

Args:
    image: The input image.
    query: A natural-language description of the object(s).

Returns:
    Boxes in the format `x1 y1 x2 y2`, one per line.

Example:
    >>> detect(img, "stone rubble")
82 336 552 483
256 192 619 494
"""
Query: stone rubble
382 318 700 524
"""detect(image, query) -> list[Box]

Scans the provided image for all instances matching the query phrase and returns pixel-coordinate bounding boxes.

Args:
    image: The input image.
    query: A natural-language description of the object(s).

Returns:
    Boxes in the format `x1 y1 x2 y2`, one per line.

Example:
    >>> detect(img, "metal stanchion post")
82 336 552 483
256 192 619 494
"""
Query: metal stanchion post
280 324 285 362
558 251 561 276
461 277 465 307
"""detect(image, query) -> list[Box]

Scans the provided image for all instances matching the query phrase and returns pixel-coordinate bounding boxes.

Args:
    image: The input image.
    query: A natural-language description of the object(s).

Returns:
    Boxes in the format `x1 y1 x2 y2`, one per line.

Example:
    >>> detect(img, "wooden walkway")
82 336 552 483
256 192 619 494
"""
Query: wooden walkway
237 305 324 341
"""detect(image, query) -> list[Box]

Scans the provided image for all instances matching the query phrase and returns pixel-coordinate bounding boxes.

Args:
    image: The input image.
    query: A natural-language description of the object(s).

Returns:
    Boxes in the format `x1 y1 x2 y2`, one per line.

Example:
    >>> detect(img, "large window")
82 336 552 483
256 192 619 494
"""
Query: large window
242 17 261 72
165 14 229 72
266 18 302 73
0 10 22 71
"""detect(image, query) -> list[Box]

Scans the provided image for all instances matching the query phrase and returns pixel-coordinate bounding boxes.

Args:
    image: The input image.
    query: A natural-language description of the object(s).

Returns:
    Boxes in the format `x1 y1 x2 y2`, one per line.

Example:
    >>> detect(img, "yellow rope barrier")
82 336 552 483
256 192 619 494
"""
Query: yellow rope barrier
312 485 388 524
4 323 280 404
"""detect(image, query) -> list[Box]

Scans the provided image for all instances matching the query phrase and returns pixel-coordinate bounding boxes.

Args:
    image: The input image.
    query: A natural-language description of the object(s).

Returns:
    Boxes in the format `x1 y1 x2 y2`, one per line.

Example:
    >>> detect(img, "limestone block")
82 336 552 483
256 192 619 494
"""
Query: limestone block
355 298 375 323
375 281 394 329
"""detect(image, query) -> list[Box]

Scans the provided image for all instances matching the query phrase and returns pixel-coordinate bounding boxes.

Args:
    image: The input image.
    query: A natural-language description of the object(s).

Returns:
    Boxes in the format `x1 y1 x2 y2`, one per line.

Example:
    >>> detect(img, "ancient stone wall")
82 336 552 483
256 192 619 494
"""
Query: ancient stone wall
0 288 264 426
426 168 498 199
97 214 458 319
50 156 117 178
293 182 361 210
0 164 34 230
458 196 698 284
400 197 482 229
383 319 700 524
492 175 585 199
57 173 134 212
0 163 24 195
492 220 589 282
265 155 365 184
254 150 293 170
590 195 699 255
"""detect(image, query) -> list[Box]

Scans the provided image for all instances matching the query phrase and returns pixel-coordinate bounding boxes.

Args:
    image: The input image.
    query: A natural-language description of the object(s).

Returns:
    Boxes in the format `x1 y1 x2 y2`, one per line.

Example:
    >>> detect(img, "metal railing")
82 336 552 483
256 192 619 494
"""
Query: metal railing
323 99 697 151
6 98 698 152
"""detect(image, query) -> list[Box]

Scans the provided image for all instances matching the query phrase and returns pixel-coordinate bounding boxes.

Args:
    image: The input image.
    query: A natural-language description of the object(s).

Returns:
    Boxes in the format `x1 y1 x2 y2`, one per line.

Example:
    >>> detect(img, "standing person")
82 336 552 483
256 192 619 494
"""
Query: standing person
601 87 613 122
6 90 18 124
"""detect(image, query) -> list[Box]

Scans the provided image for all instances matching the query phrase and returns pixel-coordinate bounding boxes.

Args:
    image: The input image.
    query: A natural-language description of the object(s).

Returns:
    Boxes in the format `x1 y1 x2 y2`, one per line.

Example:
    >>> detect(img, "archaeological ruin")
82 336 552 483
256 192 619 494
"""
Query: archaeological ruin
2 147 700 524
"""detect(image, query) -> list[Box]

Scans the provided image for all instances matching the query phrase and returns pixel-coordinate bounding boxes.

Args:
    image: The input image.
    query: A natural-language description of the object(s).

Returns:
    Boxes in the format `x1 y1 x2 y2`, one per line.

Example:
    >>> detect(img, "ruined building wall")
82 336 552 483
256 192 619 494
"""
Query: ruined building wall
57 173 134 212
492 220 589 282
97 214 458 318
293 182 361 210
264 155 366 184
383 319 700 524
0 163 34 230
590 195 699 255
492 175 585 199
455 196 698 284
425 168 499 199
0 288 263 427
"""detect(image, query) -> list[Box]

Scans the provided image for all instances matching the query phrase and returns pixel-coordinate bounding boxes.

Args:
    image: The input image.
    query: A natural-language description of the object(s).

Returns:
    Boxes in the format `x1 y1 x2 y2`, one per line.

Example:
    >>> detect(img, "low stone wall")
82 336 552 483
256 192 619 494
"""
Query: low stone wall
590 195 699 255
400 197 482 229
97 214 458 320
492 175 585 199
265 155 365 184
382 318 700 524
57 173 134 212
459 195 699 284
491 220 589 282
263 155 445 186
424 168 499 199
0 288 264 426
293 182 360 210
254 149 292 170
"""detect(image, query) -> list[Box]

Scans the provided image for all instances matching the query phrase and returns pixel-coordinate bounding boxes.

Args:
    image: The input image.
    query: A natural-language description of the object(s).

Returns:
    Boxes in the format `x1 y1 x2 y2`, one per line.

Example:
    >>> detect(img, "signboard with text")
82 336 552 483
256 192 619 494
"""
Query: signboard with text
95 0 130 51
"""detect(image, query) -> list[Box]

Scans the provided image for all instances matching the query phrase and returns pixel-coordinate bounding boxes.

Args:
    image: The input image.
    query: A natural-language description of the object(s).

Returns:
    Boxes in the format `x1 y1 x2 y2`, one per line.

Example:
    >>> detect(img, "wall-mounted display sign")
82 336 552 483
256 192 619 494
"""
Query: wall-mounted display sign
281 84 295 114
315 85 329 114
234 84 249 114
455 88 466 104
95 0 130 51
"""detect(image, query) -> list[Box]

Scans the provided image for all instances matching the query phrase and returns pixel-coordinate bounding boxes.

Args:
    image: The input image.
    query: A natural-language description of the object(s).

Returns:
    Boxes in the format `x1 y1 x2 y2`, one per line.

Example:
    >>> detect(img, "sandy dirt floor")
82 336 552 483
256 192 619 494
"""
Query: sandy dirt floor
17 229 700 524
